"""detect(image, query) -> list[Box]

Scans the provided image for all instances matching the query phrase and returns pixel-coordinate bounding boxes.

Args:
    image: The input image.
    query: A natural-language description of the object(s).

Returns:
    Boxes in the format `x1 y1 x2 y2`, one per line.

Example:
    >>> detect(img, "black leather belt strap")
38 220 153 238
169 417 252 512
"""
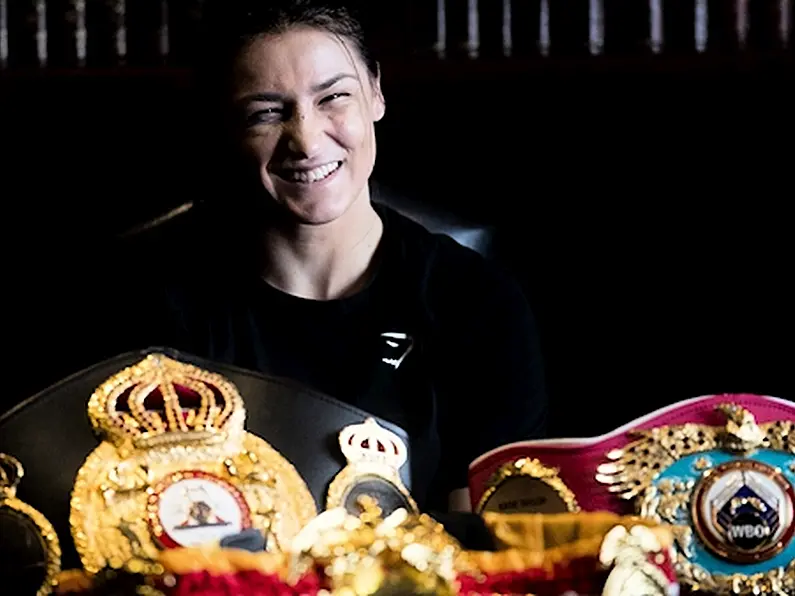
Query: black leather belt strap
0 347 412 569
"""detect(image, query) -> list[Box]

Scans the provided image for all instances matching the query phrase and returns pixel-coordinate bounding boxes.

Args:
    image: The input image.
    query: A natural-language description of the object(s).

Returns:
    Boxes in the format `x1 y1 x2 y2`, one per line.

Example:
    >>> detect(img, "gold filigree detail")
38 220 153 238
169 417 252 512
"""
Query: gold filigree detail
290 496 462 595
717 403 767 455
764 420 795 453
475 457 580 514
597 403 795 594
596 423 719 501
70 354 317 574
596 404 793 502
599 525 676 596
640 478 696 560
0 453 62 596
87 353 244 449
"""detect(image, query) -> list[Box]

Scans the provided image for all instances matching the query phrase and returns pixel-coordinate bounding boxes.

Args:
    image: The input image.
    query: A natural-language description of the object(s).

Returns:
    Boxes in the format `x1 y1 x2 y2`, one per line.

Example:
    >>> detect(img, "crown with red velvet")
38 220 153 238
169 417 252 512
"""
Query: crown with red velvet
87 354 246 449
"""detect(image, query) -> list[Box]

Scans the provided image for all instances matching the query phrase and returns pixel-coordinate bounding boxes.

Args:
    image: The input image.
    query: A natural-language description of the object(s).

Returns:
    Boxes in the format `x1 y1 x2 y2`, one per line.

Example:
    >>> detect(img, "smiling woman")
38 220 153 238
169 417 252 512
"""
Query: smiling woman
92 0 548 514
234 27 384 227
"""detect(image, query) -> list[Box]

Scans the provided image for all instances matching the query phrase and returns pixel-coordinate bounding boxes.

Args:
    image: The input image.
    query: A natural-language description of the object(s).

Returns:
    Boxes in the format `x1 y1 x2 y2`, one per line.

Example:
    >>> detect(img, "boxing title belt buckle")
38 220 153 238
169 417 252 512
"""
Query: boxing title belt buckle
70 354 317 574
0 453 61 595
596 395 795 595
327 418 418 516
468 394 794 595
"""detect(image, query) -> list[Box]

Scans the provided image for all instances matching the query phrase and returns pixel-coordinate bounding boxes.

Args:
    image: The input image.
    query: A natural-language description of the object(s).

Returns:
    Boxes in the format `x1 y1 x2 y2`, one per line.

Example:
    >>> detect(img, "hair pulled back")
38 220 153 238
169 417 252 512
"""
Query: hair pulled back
198 0 378 101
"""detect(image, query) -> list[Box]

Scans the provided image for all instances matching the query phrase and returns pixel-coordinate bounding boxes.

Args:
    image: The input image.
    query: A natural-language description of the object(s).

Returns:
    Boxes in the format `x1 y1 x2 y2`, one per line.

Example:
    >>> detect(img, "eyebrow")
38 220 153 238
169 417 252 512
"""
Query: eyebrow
240 73 358 104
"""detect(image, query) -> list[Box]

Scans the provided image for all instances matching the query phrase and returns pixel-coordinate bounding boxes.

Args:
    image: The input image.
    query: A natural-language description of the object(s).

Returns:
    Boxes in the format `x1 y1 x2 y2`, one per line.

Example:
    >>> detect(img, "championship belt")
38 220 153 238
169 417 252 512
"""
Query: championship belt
0 348 414 571
70 354 317 573
468 393 795 595
327 418 418 517
0 453 61 595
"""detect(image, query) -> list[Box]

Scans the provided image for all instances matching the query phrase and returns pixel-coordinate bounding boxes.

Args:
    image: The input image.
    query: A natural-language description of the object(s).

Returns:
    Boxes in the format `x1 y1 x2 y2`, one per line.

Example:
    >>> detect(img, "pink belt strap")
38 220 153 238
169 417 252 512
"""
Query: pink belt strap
468 394 794 514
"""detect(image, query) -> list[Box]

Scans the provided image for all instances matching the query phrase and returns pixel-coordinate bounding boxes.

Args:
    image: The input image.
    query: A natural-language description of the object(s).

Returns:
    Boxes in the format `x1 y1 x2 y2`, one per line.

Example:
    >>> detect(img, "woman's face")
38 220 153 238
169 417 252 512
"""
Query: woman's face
232 27 385 225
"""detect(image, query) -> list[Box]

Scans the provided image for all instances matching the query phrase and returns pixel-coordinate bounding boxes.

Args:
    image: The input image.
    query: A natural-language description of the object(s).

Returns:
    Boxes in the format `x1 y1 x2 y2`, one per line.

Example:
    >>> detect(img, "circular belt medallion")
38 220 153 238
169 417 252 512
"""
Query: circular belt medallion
147 470 252 549
691 459 795 564
70 354 317 573
327 418 418 517
475 458 580 515
0 453 61 596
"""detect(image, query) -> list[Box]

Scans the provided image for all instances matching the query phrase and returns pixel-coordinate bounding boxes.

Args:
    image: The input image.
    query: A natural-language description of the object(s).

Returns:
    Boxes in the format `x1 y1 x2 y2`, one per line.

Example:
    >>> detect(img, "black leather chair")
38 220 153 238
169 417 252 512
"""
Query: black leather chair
371 181 495 257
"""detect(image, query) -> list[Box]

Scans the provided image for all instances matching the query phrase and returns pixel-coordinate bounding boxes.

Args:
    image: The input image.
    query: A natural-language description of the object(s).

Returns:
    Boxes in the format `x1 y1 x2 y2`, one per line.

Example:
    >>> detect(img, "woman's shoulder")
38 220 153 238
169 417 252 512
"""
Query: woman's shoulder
379 205 526 314
379 203 488 266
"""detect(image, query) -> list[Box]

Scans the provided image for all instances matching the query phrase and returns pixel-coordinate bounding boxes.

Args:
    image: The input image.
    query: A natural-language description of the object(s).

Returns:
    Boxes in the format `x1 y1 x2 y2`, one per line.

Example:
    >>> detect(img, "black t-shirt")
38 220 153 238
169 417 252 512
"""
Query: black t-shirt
87 204 547 511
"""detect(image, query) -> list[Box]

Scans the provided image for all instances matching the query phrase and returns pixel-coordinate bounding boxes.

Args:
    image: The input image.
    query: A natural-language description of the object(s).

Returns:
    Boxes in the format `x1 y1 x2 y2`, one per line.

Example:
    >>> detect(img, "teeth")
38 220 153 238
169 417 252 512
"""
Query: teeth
284 161 340 183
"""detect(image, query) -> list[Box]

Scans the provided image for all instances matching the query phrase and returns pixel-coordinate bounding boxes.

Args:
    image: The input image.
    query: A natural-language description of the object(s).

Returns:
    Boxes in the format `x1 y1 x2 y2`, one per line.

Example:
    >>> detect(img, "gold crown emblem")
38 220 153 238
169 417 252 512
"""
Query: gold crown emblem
72 354 317 574
339 417 407 469
87 354 245 448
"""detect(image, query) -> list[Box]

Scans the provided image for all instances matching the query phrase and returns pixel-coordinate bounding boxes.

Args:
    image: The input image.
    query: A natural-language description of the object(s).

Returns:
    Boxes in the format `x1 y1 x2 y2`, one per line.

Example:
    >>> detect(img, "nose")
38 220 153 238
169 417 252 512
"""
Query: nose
284 109 322 158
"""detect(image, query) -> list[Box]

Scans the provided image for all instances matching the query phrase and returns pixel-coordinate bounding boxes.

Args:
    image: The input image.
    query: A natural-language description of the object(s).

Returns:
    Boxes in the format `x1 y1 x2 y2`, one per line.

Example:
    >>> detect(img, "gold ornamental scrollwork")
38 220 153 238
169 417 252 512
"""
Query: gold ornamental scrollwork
599 524 678 596
289 495 461 595
596 402 795 595
70 354 317 574
475 457 580 515
0 453 62 595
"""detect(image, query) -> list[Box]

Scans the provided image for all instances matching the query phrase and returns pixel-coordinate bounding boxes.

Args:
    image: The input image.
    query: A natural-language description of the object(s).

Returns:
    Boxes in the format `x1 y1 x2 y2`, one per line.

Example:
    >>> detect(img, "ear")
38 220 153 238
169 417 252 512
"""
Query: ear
371 63 386 122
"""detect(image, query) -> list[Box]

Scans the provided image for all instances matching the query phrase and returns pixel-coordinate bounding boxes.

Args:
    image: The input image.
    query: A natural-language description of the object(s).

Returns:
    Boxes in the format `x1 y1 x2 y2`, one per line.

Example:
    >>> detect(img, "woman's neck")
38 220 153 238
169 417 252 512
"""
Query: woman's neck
261 195 384 301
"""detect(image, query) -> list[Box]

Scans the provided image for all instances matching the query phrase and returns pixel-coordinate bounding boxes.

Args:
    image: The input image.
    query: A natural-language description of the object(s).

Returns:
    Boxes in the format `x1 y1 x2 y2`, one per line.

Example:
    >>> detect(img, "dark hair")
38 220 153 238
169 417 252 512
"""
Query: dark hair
199 0 379 98
192 2 380 246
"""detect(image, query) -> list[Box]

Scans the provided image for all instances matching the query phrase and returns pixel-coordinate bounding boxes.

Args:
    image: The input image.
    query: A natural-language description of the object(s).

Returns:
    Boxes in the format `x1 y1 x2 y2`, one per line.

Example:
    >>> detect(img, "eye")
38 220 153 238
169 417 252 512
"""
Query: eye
320 92 351 104
246 107 284 125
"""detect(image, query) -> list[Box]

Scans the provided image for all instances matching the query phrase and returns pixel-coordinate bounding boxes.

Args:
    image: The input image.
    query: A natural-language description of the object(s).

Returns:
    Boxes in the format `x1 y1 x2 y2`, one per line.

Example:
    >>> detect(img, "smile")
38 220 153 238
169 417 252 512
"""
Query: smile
276 161 342 184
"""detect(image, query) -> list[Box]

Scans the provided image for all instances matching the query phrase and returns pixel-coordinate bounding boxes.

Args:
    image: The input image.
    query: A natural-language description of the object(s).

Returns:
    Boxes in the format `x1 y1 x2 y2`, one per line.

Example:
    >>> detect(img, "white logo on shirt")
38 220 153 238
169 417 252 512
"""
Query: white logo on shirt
380 332 414 369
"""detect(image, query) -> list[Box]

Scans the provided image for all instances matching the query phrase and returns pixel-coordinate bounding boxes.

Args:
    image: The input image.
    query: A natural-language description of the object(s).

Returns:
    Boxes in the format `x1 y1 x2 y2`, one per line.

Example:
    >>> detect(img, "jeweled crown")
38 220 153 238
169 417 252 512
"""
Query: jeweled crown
339 418 407 469
87 354 246 448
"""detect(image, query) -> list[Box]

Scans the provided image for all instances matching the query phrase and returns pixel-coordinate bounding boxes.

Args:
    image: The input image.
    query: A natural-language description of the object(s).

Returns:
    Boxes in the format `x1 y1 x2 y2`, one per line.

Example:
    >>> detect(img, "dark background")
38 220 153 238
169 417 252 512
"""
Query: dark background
1 0 793 437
